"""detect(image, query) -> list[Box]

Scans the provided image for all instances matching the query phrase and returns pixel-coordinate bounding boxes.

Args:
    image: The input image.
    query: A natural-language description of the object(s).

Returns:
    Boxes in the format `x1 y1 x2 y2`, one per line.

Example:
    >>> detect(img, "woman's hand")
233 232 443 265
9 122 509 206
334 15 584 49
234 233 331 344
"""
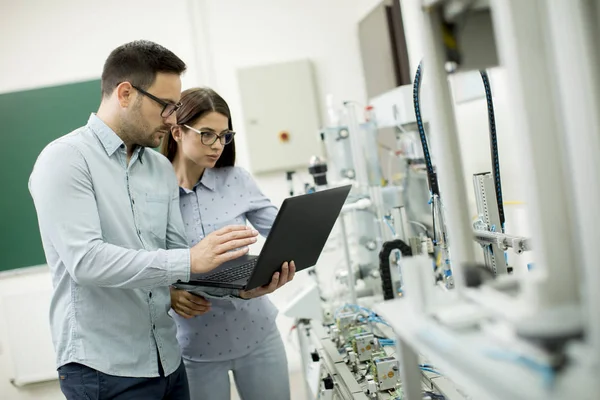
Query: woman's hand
170 287 212 319
239 261 296 300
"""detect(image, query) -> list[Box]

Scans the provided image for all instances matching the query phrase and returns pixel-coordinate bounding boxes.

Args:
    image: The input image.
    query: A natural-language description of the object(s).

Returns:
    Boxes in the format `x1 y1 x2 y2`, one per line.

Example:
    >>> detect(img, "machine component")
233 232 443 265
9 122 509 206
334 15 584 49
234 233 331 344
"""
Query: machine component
311 350 320 362
463 263 495 288
285 170 296 196
422 236 434 254
348 350 358 370
472 230 531 254
480 70 505 229
373 356 400 391
379 239 413 300
297 318 456 400
472 172 508 275
337 312 359 337
308 155 328 188
321 121 382 186
413 60 441 197
409 237 422 255
353 333 377 362
391 206 411 241
366 378 377 397
330 326 340 344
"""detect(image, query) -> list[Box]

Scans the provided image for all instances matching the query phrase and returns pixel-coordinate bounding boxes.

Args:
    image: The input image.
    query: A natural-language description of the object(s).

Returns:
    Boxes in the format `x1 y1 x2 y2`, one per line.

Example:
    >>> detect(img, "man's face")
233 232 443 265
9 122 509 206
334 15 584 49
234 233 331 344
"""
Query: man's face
122 73 182 148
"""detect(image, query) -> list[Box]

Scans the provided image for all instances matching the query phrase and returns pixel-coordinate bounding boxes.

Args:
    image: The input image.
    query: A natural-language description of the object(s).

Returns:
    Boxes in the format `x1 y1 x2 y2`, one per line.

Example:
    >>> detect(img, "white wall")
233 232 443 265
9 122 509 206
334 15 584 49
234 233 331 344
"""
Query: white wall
0 0 381 398
0 0 203 95
197 0 381 170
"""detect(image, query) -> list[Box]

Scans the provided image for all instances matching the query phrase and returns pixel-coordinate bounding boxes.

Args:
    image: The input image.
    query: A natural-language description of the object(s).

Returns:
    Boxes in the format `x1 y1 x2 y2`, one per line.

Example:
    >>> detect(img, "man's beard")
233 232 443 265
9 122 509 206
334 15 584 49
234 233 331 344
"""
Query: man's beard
120 101 163 148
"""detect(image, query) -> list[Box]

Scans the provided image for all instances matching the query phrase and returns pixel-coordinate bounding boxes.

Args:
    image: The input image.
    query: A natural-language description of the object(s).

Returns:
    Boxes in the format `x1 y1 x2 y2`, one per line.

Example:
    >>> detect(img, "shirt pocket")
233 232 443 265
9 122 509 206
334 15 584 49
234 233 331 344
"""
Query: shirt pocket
144 193 170 241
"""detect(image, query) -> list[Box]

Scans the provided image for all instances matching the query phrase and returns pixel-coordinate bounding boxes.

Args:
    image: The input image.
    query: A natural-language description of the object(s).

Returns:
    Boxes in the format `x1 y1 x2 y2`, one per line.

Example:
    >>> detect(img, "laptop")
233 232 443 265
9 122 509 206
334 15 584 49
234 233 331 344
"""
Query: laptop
187 184 352 291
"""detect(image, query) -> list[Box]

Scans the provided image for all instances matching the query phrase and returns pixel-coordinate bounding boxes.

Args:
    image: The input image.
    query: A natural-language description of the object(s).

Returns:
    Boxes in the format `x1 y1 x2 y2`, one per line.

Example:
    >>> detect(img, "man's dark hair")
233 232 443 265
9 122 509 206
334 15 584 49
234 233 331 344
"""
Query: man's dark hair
101 40 187 98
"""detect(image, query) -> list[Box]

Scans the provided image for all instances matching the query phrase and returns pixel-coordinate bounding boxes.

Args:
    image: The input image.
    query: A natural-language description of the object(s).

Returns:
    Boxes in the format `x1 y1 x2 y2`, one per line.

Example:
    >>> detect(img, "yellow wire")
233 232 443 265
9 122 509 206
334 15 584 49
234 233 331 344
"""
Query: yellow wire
442 29 457 49
504 201 525 205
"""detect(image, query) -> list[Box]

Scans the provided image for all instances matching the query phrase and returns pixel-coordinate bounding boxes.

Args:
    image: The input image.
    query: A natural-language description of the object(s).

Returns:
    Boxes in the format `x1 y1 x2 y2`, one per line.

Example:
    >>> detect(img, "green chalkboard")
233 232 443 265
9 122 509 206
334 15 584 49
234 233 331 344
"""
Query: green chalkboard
0 79 101 272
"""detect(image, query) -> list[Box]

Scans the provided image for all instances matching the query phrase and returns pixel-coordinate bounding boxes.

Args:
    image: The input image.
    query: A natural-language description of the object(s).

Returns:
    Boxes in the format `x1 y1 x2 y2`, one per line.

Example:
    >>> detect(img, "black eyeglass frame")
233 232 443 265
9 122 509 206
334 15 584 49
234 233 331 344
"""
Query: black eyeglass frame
183 124 236 146
131 84 181 118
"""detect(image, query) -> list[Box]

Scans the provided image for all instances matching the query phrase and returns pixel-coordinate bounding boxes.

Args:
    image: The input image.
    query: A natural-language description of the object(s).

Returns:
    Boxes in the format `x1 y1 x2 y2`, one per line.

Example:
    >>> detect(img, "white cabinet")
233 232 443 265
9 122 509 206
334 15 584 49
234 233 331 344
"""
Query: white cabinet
237 59 323 174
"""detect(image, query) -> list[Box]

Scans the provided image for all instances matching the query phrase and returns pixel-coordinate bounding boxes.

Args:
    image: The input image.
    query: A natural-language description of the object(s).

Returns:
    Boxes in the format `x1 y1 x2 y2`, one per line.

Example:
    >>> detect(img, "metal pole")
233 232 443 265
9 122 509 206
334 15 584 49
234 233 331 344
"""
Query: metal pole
339 214 358 305
345 103 370 188
418 6 477 292
392 206 411 241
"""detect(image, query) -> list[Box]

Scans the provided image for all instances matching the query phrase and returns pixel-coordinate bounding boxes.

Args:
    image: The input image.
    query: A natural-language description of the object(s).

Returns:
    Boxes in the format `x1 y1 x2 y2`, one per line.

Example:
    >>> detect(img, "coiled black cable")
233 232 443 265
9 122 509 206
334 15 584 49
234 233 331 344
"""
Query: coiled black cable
413 60 440 196
480 70 505 230
379 239 413 300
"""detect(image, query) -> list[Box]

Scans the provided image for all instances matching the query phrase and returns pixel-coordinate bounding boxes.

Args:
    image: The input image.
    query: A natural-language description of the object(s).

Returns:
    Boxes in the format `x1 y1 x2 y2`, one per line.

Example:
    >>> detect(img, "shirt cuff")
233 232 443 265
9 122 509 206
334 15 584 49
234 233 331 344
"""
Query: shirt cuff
166 249 191 284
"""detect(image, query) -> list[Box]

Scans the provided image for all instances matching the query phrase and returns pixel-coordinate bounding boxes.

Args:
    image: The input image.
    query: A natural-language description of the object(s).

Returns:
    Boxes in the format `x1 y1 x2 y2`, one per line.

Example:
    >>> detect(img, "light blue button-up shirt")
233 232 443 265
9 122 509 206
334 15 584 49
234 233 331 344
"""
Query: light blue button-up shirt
28 114 191 377
173 166 279 362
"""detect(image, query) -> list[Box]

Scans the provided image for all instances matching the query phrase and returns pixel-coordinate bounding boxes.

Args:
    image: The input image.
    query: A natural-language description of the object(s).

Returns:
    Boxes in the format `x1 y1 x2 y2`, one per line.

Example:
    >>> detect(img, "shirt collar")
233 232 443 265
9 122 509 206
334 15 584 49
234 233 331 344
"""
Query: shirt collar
200 168 216 191
87 113 145 163
179 168 216 194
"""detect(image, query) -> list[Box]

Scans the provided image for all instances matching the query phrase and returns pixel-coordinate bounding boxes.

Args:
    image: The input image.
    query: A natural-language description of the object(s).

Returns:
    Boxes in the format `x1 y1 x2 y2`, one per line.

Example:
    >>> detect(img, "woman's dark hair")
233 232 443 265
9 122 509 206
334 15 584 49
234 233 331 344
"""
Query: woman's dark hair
160 87 236 167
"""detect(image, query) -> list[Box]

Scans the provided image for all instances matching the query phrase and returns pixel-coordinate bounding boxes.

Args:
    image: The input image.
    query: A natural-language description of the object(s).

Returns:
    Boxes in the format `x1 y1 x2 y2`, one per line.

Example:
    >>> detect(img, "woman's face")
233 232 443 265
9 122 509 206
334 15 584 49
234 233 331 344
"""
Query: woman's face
177 111 230 169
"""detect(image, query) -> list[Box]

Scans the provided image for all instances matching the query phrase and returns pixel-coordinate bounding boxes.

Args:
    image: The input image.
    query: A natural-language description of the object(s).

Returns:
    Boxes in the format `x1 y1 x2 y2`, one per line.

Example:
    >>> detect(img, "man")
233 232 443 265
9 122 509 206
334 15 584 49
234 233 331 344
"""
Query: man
28 40 267 399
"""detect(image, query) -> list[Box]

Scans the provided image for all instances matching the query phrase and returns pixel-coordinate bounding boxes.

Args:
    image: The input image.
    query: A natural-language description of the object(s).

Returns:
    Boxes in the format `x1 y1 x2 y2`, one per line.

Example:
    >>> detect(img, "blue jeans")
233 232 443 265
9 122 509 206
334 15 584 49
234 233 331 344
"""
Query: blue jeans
57 360 189 400
183 328 290 400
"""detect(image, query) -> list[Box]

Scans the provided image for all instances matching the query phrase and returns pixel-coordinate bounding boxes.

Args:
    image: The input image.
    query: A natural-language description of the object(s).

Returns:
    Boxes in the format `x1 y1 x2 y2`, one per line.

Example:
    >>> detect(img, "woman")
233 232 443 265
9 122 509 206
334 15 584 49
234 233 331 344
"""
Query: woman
160 87 295 400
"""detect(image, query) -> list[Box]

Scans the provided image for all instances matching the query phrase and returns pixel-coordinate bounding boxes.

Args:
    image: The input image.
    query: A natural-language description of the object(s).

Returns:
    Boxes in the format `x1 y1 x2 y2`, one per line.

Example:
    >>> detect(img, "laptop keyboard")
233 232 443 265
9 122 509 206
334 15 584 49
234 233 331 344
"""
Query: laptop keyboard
201 259 258 283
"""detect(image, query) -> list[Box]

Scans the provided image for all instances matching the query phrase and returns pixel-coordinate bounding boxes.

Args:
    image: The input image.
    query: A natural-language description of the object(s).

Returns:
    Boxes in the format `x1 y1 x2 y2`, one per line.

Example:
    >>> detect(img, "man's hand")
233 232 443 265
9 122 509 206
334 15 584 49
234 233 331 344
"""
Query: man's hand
190 225 259 274
239 261 296 299
170 287 211 319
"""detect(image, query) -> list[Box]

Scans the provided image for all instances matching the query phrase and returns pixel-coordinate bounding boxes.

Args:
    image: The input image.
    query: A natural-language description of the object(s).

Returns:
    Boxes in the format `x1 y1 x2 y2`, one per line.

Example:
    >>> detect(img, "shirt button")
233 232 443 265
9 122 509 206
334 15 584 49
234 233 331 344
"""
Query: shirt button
153 324 156 330
132 199 135 204
137 229 141 235
149 292 152 298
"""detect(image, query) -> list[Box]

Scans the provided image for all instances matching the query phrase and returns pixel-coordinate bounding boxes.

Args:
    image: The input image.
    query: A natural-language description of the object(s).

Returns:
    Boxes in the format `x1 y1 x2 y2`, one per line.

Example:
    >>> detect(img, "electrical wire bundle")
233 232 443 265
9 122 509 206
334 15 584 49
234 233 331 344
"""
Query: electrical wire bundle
413 60 440 198
413 60 445 245
479 70 505 232
412 60 452 285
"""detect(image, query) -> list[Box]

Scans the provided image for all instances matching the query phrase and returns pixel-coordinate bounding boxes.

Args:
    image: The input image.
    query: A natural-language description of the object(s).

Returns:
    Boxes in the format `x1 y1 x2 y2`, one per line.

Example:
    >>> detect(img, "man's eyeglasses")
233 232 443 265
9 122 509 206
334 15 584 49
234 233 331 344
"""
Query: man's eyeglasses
183 125 236 146
131 85 181 118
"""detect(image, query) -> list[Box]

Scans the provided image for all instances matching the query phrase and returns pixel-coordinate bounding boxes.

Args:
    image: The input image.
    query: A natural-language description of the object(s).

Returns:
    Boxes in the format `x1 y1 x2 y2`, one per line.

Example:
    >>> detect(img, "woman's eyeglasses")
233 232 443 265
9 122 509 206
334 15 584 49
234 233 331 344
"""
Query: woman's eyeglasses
131 85 181 118
183 125 236 146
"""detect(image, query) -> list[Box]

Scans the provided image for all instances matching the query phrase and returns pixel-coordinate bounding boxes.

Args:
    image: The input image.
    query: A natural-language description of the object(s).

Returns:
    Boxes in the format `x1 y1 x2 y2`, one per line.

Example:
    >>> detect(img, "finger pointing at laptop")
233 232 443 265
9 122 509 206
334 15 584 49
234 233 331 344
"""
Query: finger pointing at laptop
189 225 259 274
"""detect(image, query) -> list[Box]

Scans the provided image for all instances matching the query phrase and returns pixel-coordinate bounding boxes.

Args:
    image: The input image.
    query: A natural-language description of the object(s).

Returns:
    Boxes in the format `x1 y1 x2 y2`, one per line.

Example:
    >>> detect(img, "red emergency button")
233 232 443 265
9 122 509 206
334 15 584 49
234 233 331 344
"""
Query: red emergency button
279 131 290 143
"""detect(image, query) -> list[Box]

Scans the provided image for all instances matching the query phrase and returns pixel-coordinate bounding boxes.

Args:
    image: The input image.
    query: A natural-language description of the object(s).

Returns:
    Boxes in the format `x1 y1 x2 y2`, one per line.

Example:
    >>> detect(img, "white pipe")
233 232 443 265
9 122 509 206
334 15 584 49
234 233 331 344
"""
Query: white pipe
186 0 216 87
340 198 372 213
345 103 370 188
338 215 357 305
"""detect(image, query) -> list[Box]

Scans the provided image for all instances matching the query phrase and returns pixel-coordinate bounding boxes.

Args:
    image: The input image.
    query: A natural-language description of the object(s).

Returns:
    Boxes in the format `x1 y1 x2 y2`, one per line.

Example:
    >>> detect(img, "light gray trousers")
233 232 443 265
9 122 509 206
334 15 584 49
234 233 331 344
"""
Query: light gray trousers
183 328 290 400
